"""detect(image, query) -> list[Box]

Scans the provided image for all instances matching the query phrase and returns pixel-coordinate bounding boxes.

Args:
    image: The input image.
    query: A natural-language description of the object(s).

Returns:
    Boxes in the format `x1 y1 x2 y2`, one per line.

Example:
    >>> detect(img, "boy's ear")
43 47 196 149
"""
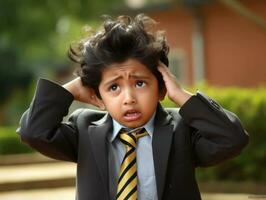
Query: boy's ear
97 100 106 110
159 86 167 101
94 97 106 110
89 94 106 110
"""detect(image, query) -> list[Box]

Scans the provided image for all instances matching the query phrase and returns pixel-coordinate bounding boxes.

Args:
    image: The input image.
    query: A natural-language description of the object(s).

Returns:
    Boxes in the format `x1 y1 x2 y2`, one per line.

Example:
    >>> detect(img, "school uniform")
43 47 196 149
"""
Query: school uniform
17 78 249 200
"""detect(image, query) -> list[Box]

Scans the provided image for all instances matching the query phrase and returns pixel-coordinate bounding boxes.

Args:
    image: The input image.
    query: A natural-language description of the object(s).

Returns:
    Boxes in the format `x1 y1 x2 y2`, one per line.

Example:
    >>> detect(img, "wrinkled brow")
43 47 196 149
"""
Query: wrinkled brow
102 73 151 86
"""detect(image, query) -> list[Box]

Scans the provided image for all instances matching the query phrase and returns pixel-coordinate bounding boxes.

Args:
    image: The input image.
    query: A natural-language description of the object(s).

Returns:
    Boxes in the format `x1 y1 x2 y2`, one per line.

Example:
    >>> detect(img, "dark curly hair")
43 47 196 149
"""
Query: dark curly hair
68 14 169 98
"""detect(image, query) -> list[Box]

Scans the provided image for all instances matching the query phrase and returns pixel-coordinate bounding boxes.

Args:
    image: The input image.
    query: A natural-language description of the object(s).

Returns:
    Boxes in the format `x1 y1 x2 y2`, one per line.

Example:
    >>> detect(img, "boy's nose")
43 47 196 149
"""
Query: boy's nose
123 89 136 105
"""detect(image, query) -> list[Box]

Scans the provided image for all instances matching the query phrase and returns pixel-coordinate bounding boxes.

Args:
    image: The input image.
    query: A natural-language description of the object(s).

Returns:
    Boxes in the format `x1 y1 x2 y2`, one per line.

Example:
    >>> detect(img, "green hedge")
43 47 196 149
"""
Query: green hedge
0 127 34 155
162 85 266 183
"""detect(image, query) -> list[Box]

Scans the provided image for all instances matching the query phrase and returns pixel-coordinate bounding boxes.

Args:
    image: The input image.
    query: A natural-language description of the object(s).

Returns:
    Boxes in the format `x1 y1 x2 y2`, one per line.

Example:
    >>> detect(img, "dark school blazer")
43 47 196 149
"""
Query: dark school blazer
17 78 249 200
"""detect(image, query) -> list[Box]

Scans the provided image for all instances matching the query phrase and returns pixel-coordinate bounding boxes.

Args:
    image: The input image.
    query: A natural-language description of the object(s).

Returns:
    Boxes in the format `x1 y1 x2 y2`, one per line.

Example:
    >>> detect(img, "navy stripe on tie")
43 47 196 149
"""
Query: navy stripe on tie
116 171 137 198
124 185 137 200
118 157 136 183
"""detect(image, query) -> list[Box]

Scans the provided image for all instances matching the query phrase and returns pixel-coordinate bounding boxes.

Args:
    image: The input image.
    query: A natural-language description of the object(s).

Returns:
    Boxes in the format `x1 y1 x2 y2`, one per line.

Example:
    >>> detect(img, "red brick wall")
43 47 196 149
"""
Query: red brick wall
146 0 266 87
148 7 194 85
203 0 266 87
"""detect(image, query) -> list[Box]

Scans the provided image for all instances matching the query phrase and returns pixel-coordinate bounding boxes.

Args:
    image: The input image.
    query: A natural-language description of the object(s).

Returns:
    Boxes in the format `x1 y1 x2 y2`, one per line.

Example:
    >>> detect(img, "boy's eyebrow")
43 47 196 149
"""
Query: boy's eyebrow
102 76 122 86
102 73 151 86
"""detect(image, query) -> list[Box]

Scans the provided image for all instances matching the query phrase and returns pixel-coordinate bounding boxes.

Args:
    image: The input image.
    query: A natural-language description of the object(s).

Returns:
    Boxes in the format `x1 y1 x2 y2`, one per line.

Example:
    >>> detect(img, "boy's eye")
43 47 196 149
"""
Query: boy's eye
136 80 146 88
109 84 119 92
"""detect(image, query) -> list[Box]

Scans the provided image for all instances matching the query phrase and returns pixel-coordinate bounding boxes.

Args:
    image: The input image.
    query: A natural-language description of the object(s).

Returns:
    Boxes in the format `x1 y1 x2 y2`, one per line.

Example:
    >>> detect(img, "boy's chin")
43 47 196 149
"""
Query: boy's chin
120 121 147 129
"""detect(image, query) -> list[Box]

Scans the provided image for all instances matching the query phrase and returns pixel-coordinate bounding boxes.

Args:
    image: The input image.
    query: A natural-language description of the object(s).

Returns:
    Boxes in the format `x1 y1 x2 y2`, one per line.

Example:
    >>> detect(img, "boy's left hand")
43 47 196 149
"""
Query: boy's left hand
157 62 192 107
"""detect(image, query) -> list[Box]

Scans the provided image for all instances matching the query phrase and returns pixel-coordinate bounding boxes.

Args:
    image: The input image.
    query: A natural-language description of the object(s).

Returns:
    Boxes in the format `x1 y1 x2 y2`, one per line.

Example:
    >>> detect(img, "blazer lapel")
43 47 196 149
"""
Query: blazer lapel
88 114 113 196
152 104 174 200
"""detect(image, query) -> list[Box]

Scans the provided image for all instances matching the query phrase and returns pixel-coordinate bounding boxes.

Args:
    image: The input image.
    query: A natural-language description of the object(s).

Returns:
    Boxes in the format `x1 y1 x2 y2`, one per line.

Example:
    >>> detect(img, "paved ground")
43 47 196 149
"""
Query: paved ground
0 162 76 183
0 188 253 200
0 187 75 200
0 153 263 200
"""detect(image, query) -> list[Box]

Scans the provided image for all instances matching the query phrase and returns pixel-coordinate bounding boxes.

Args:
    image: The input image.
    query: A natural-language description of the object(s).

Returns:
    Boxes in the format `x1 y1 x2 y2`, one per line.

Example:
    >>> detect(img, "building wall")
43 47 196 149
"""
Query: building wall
148 7 194 85
203 0 266 87
146 0 266 87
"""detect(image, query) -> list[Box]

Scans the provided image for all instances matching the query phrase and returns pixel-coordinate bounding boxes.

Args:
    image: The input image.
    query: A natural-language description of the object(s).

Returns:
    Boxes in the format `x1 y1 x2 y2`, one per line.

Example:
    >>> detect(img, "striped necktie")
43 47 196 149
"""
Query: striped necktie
116 128 148 200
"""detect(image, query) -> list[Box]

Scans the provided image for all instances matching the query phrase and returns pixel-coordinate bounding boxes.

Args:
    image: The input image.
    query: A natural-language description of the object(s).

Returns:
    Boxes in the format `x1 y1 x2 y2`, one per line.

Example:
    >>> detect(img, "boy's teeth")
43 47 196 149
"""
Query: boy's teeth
124 111 141 121
126 112 137 116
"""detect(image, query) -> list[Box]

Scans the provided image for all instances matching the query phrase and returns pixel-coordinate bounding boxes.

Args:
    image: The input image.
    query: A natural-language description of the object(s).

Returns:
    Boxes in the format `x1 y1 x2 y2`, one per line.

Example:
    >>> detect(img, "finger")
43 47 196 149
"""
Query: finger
158 60 167 67
158 65 172 80
157 64 167 76
157 62 171 75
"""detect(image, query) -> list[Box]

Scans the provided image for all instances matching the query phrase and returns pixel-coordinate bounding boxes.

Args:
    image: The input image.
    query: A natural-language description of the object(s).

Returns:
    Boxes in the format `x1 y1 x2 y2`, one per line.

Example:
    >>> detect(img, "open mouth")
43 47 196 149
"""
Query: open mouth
123 110 141 121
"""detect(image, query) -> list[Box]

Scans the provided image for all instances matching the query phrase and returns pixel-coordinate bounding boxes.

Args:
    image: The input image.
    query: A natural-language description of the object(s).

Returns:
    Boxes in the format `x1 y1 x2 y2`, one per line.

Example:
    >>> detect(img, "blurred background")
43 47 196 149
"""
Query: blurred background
0 0 266 199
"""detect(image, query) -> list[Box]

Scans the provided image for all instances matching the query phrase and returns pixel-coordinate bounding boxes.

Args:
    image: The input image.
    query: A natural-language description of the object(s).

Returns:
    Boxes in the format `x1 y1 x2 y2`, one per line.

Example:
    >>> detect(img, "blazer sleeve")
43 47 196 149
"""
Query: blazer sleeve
179 92 249 167
16 78 80 162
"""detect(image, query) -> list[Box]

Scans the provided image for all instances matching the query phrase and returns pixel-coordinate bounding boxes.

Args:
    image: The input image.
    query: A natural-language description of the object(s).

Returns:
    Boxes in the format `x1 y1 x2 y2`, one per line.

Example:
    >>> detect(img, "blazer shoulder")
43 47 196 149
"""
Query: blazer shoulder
68 108 107 125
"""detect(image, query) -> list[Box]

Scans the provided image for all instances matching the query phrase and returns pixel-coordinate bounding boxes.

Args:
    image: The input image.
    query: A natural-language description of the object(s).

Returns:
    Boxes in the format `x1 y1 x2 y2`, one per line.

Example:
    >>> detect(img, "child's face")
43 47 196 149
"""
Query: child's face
98 59 164 128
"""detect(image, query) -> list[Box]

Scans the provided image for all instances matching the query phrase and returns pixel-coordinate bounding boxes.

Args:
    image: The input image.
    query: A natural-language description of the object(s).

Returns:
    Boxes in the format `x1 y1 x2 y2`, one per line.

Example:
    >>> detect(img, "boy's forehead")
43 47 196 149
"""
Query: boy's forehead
102 69 151 83
103 60 152 77
106 68 148 77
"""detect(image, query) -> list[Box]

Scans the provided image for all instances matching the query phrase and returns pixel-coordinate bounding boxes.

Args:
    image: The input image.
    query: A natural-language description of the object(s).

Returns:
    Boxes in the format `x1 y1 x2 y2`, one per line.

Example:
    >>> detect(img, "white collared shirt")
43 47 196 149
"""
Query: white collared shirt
108 112 158 200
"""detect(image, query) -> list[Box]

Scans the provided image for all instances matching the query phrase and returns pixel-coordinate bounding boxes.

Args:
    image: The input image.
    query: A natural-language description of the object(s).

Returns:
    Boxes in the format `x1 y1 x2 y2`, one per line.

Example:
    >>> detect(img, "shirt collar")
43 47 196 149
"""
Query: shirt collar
109 111 156 142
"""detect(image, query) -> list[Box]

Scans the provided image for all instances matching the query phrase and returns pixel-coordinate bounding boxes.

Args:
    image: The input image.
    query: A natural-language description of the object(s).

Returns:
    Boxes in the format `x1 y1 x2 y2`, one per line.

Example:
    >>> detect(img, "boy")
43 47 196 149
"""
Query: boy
17 14 249 200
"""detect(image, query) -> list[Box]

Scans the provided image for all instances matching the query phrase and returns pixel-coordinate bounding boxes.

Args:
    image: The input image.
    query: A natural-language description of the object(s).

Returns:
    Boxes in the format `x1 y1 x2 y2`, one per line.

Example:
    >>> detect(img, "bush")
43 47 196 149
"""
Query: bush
0 127 34 155
162 85 266 183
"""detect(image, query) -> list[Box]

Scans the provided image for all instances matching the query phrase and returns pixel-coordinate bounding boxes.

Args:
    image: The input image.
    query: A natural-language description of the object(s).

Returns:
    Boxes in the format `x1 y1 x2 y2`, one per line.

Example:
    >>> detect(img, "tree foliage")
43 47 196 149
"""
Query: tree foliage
0 0 124 104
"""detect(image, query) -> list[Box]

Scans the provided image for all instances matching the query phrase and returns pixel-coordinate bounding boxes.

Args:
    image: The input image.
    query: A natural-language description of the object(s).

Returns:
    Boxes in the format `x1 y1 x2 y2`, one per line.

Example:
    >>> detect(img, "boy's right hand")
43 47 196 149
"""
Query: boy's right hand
63 77 104 109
